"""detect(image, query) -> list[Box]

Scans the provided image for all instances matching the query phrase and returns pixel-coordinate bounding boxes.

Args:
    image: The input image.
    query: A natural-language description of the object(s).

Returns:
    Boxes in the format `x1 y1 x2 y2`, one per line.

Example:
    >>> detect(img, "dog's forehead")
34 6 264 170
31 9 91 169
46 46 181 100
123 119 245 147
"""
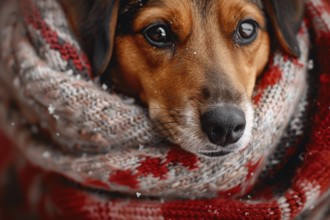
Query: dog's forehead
193 0 263 10
119 0 263 10
118 0 264 32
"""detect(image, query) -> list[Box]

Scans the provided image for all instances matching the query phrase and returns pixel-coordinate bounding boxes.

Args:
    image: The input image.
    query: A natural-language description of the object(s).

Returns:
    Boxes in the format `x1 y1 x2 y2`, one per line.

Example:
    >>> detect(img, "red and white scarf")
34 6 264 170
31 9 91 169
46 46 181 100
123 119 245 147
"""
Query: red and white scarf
0 0 329 219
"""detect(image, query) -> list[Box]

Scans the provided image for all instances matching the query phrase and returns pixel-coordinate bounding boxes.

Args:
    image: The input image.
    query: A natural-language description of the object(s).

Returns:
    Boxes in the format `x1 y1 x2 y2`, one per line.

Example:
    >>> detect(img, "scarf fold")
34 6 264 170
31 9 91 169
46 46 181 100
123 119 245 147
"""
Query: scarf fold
0 0 329 219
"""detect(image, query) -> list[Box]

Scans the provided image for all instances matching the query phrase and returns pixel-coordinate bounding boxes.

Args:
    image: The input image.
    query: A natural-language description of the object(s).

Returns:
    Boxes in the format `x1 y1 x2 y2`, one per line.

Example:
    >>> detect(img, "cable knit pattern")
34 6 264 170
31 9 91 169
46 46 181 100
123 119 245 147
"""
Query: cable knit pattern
0 0 329 219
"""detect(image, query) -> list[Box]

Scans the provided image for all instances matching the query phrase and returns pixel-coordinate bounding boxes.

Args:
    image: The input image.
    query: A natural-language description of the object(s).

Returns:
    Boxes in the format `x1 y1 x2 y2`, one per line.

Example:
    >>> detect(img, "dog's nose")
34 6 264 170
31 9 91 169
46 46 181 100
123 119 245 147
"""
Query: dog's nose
201 106 246 147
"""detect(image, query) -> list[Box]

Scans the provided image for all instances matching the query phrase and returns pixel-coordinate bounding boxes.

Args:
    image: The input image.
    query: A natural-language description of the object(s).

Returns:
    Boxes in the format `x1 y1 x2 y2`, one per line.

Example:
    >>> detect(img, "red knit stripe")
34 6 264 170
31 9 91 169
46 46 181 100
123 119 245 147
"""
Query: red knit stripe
294 152 330 193
20 0 93 78
48 184 101 220
109 170 139 189
161 199 281 220
253 64 283 105
166 146 199 170
137 156 169 180
284 189 306 219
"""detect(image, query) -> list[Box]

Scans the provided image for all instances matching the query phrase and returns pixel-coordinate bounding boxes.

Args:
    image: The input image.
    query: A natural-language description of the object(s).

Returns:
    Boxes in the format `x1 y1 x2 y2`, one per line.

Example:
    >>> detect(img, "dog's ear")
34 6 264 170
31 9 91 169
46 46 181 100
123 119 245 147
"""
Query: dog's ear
59 0 120 76
263 0 305 57
83 0 120 76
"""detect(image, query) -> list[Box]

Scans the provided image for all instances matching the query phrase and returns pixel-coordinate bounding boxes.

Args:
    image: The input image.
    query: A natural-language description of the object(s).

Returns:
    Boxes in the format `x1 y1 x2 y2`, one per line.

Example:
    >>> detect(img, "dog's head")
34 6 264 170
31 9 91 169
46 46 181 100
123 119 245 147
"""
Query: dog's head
60 0 305 157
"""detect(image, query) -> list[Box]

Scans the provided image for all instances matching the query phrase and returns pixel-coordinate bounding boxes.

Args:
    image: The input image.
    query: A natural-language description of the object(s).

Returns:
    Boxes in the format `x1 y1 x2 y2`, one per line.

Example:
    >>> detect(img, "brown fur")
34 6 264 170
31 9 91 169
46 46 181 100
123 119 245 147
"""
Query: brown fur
110 0 269 138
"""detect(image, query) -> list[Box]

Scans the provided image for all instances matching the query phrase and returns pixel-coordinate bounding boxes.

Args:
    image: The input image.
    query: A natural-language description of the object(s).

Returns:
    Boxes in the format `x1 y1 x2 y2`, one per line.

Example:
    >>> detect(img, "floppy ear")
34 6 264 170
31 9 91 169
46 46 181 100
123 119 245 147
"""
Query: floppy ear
263 0 305 57
82 0 120 76
59 0 120 76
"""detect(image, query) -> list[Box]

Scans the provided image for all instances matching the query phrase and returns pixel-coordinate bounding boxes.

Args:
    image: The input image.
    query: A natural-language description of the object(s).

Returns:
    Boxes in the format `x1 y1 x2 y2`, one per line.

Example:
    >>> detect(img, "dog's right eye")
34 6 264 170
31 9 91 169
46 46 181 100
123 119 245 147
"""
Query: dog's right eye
234 20 259 45
143 23 174 48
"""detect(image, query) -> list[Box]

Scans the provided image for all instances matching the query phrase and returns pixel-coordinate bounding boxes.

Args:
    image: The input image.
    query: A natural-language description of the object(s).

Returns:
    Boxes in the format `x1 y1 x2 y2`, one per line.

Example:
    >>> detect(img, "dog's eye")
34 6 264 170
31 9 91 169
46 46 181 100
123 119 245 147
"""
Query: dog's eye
143 23 174 48
234 20 259 45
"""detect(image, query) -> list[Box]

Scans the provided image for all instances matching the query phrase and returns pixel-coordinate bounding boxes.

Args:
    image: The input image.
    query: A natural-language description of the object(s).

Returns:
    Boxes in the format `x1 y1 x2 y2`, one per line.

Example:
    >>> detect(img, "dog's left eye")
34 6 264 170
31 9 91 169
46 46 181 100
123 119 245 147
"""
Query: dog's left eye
143 23 174 48
234 20 259 45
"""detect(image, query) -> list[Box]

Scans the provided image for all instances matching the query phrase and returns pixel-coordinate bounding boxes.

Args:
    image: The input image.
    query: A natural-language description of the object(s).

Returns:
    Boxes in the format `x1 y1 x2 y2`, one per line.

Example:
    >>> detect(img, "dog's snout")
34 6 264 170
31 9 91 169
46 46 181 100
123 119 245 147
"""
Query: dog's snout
201 106 246 147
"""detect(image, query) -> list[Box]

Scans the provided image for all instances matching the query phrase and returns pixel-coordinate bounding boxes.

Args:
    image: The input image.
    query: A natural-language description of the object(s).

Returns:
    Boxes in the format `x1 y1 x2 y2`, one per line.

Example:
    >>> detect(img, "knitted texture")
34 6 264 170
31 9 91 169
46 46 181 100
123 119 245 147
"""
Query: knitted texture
0 0 309 198
0 0 329 219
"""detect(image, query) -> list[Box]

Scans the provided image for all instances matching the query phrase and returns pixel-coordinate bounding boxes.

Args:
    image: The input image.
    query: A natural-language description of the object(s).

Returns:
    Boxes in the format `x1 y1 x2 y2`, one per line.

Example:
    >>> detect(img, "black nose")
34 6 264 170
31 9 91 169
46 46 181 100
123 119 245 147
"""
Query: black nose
201 105 246 147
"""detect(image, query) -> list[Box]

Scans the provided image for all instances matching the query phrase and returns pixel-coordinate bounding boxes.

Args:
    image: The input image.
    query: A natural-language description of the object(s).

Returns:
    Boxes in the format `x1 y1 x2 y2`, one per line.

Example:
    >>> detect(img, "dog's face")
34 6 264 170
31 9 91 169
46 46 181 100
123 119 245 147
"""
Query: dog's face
111 0 269 156
60 0 304 157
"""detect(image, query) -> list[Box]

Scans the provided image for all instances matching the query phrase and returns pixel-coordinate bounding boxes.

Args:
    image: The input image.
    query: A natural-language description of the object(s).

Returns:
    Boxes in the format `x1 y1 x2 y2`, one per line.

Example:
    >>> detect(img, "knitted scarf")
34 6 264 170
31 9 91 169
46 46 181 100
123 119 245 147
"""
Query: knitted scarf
0 0 329 219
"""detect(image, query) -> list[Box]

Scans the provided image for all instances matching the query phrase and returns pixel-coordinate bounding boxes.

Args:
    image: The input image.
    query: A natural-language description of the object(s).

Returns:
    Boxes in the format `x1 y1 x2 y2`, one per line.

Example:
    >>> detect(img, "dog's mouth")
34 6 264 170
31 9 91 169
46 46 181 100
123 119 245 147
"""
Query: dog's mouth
199 150 232 157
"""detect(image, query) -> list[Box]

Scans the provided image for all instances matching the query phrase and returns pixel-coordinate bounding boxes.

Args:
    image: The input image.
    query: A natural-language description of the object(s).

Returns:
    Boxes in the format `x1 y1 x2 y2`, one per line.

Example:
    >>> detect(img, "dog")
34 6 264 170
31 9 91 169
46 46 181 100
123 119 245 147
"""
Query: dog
59 0 304 157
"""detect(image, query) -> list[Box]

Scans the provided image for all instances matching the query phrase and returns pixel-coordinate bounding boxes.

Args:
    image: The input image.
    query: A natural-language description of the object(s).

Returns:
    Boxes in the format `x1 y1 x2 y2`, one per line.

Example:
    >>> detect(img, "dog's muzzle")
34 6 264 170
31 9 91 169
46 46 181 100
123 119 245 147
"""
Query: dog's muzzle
201 105 246 147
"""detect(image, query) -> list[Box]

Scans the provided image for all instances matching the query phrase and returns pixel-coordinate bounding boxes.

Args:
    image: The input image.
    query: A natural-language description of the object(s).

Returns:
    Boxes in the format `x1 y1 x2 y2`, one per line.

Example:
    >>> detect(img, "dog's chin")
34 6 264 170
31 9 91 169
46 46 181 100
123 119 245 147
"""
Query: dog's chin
154 102 254 158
